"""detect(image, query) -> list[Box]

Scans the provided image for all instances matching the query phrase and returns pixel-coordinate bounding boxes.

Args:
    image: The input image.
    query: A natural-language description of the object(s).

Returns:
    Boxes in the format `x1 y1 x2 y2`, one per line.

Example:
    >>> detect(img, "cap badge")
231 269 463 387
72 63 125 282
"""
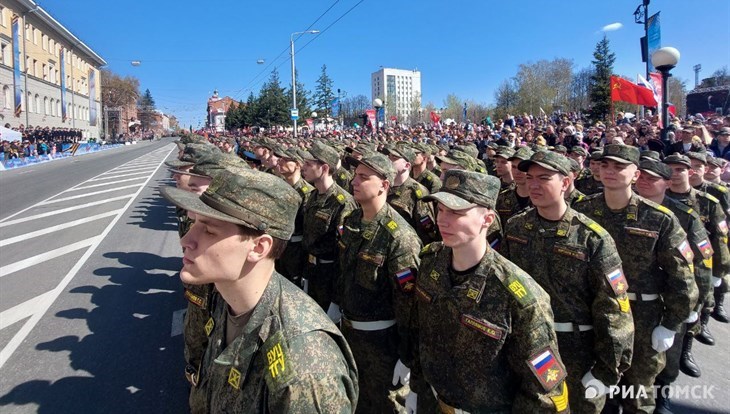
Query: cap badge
445 175 461 190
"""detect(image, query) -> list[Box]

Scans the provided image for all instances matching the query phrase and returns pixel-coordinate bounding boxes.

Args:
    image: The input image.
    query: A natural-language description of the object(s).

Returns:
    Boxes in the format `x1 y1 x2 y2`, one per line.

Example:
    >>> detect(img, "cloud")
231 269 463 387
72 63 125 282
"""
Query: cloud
602 22 623 32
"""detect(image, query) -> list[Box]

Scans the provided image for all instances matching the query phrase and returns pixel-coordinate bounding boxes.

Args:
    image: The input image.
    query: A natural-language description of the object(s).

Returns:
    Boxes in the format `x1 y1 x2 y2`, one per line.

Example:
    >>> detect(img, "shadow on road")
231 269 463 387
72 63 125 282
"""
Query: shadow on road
127 184 177 232
0 251 188 413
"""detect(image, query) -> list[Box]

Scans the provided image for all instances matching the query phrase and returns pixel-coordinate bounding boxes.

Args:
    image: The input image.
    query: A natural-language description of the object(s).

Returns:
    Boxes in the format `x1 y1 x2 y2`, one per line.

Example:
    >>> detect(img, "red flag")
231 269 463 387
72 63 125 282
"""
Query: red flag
430 111 440 124
610 76 657 106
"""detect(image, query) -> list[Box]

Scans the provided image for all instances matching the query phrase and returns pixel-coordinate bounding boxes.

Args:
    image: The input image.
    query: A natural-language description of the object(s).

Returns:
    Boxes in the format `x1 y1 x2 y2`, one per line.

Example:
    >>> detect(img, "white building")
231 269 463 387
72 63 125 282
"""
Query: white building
371 67 421 124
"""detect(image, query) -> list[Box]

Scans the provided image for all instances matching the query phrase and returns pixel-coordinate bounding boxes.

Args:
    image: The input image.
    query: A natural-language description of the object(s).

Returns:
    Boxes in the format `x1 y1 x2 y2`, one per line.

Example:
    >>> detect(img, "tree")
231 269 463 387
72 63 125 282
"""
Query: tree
569 67 594 112
589 35 616 122
138 89 156 129
287 69 312 120
494 79 519 120
101 69 140 138
255 69 289 127
340 94 370 126
441 94 464 123
667 76 688 118
313 65 335 118
242 93 256 127
698 66 730 89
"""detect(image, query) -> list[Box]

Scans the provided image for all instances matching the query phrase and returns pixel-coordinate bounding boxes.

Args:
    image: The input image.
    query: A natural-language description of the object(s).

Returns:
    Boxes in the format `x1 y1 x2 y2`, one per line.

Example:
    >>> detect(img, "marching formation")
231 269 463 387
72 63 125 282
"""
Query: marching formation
158 117 729 414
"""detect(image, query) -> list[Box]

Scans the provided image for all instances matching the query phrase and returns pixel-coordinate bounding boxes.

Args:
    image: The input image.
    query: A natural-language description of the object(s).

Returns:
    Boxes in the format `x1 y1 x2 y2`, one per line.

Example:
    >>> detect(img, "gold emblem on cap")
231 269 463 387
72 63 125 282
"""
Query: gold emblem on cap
445 175 461 189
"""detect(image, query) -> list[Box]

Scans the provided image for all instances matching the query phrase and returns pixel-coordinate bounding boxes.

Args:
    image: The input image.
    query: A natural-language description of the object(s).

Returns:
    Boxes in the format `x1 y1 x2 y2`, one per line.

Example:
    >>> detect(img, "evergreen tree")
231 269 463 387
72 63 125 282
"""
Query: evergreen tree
287 69 312 120
256 69 289 127
589 35 616 122
138 88 156 129
243 93 256 127
313 64 335 118
225 104 238 131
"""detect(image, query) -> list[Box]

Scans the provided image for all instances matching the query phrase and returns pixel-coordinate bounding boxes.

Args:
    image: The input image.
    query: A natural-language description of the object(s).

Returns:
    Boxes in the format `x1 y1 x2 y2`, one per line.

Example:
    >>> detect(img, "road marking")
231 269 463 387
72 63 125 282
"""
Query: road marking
39 184 143 205
0 145 175 369
65 176 147 191
112 162 161 170
139 288 176 295
0 236 101 277
0 210 122 247
171 308 187 337
0 290 55 330
87 170 156 181
0 196 132 228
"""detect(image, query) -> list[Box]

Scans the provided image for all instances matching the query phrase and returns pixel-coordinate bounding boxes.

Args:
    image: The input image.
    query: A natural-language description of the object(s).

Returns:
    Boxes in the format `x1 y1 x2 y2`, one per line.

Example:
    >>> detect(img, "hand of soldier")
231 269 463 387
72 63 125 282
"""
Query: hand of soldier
685 311 699 324
581 371 608 398
651 325 676 352
712 276 722 287
326 303 341 324
405 391 417 414
391 359 411 386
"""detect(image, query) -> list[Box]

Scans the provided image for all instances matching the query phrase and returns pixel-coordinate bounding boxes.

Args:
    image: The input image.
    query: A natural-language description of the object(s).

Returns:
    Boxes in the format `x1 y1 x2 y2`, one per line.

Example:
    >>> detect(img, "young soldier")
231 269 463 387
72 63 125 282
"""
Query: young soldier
411 143 442 194
409 169 570 413
335 152 422 414
566 158 588 206
161 169 358 413
301 142 357 311
496 146 534 221
504 151 634 413
575 151 604 196
574 145 697 414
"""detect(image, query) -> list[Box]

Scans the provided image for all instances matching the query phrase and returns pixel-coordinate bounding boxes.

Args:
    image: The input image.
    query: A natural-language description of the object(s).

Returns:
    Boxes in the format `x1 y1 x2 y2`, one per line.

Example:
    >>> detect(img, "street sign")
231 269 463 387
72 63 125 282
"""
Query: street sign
290 109 299 120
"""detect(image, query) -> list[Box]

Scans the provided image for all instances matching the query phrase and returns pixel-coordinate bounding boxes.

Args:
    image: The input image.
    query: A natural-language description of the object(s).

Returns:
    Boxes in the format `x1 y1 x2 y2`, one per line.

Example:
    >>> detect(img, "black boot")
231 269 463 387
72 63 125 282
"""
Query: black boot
712 292 729 323
679 335 701 378
654 382 673 414
695 312 715 345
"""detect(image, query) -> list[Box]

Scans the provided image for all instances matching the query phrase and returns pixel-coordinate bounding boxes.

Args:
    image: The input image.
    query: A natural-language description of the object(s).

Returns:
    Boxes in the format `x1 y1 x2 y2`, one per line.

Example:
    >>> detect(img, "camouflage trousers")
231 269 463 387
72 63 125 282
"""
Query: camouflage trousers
341 323 404 414
275 241 305 286
302 261 337 311
556 330 606 414
182 284 214 414
607 300 666 414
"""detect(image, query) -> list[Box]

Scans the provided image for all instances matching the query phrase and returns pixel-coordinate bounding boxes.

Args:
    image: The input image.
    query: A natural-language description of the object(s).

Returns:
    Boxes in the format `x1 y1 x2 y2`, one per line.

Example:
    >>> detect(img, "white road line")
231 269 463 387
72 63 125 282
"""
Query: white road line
91 170 157 180
171 308 186 337
0 145 175 369
113 162 161 169
39 184 143 205
0 196 132 228
0 291 55 330
102 166 159 175
65 177 147 191
0 236 101 277
0 210 122 247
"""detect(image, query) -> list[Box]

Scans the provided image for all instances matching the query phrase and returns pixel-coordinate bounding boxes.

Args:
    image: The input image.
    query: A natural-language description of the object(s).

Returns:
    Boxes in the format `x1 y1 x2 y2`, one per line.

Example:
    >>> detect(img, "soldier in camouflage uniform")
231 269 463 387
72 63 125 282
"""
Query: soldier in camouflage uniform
300 142 357 311
664 153 730 349
435 149 479 177
409 169 570 413
634 159 713 411
574 145 697 414
566 158 588 206
335 152 422 414
383 144 438 244
575 151 604 195
161 169 358 413
272 148 312 286
411 143 443 194
504 151 634 413
495 146 533 222
686 152 730 325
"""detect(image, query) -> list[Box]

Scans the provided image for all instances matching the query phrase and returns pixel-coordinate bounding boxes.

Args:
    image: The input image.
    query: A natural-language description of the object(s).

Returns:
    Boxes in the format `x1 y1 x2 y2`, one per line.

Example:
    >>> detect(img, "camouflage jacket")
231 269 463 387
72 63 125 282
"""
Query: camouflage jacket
336 203 422 361
696 180 730 217
503 207 633 386
574 192 698 332
666 188 730 277
411 243 570 413
302 183 356 259
291 178 313 238
496 186 531 223
574 175 603 196
335 167 353 194
387 177 438 244
413 168 443 194
189 273 358 413
565 187 587 206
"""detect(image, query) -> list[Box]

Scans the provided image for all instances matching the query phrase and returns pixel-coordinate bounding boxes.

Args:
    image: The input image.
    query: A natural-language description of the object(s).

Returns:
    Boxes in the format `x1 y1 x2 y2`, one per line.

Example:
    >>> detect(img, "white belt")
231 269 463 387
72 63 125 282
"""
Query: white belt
342 317 396 331
554 322 594 332
431 386 472 414
289 235 303 243
308 254 335 265
627 293 660 301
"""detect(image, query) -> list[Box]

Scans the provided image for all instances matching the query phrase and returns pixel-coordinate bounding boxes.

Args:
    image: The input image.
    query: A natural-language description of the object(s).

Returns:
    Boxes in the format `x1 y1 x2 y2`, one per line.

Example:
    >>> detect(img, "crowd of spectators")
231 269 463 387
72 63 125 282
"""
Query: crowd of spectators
0 123 87 160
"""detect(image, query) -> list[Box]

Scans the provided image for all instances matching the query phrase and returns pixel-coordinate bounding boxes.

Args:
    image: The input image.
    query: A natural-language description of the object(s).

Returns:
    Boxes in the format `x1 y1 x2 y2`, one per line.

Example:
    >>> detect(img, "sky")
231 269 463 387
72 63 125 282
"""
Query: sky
41 0 730 128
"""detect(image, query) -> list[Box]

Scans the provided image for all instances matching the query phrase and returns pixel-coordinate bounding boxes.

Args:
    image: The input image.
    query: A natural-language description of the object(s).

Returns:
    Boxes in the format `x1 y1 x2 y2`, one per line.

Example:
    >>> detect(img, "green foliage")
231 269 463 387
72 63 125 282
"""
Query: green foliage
287 69 312 120
255 69 289 127
589 35 616 122
313 64 335 118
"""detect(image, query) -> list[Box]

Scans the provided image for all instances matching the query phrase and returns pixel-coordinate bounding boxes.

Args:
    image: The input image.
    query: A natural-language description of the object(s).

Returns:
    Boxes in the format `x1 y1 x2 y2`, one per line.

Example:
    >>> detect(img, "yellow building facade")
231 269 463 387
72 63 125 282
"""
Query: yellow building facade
0 0 105 138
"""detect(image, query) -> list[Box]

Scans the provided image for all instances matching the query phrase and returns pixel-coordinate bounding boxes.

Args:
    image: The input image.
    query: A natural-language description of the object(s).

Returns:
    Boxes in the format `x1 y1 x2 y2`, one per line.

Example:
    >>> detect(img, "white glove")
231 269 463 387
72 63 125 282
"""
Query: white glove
391 359 411 386
581 371 608 398
712 276 722 287
651 325 676 352
405 391 417 414
326 303 341 324
685 311 699 324
301 278 309 293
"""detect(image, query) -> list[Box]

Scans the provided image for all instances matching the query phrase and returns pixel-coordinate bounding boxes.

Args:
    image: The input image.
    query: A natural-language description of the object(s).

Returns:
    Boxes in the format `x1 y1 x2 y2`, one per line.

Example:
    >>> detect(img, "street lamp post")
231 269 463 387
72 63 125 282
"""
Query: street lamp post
651 46 680 152
373 98 383 134
290 30 319 139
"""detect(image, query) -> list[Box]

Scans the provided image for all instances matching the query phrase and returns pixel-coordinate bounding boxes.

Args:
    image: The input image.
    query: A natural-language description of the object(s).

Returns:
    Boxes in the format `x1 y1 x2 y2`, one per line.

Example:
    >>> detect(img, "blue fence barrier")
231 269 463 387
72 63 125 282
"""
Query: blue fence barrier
0 143 124 171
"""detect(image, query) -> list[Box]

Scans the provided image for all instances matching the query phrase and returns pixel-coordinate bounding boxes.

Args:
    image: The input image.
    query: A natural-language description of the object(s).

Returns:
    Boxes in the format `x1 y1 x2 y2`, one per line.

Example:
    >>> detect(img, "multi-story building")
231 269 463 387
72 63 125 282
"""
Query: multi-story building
0 0 105 138
206 90 237 132
371 67 422 125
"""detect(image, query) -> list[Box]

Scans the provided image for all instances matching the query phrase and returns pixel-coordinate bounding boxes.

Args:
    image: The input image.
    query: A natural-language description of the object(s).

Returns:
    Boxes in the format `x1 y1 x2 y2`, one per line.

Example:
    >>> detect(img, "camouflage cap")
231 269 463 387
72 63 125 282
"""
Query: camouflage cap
435 150 478 172
302 141 340 169
569 146 588 157
412 142 431 154
567 158 582 173
494 146 516 159
254 137 276 150
686 151 707 165
508 146 534 161
553 145 568 154
424 169 500 210
707 156 727 168
278 148 305 164
640 150 661 161
639 159 672 180
589 150 603 161
456 143 479 159
160 169 300 240
663 154 692 168
166 143 217 169
599 144 640 166
182 152 249 178
518 151 571 176
346 152 396 182
383 144 416 163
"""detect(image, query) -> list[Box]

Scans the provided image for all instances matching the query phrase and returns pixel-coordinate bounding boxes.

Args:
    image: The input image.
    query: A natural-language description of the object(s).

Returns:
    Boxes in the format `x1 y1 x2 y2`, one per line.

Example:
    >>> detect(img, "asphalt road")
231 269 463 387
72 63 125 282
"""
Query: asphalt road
0 137 727 413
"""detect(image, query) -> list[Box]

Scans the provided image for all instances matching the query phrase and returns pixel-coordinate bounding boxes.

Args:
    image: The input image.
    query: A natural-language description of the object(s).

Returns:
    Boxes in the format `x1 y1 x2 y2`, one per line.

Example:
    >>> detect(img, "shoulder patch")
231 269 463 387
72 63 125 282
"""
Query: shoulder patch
713 183 728 193
699 191 720 204
385 219 399 235
262 330 296 390
420 242 443 256
339 172 347 180
425 174 433 181
644 198 672 215
300 185 311 194
415 188 423 199
527 347 567 392
576 214 608 237
336 193 346 204
502 273 535 306
606 268 629 296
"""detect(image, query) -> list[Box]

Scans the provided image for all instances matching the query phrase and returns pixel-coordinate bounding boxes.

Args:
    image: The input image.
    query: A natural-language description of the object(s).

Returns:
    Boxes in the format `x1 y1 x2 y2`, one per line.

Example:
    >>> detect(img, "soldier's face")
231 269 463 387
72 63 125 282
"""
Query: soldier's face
569 153 585 166
277 158 299 175
589 160 602 179
265 155 280 169
689 160 706 181
188 175 212 195
495 157 512 179
705 165 721 181
439 162 462 181
388 154 410 174
302 160 324 183
599 160 637 190
352 165 387 202
669 164 690 187
635 172 669 199
436 203 492 247
525 165 569 207
510 159 526 186
172 167 193 191
180 214 251 284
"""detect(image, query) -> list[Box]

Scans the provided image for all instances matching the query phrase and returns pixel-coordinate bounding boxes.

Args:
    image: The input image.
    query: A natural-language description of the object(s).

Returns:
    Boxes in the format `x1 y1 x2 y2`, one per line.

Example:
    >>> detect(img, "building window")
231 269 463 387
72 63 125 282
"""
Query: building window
49 39 55 55
33 28 39 45
3 85 10 109
0 6 5 27
49 64 56 83
33 59 39 77
35 94 40 114
27 92 33 113
42 34 48 50
44 97 49 114
0 41 7 66
25 24 31 40
42 64 48 80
